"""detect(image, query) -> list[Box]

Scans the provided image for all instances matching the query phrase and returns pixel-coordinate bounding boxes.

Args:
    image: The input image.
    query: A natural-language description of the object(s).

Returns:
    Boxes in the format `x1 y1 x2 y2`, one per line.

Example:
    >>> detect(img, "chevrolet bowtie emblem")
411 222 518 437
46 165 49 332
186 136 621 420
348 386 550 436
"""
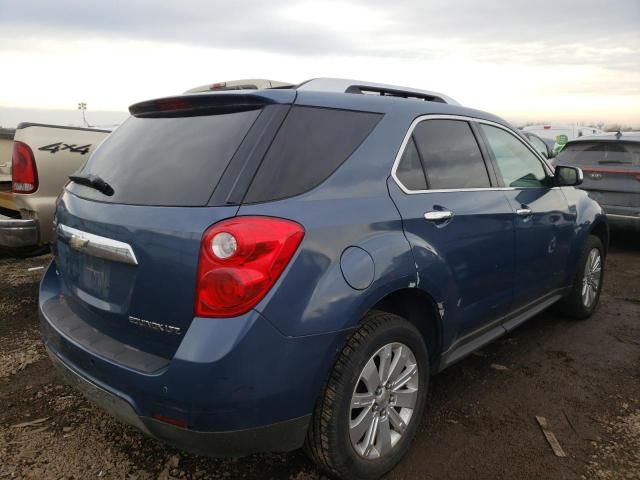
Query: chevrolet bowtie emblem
69 236 90 249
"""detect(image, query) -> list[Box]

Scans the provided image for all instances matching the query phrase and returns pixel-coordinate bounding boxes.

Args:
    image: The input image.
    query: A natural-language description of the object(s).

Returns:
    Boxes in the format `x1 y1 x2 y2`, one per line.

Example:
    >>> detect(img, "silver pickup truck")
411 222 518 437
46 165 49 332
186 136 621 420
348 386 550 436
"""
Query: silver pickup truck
0 123 111 252
0 127 14 183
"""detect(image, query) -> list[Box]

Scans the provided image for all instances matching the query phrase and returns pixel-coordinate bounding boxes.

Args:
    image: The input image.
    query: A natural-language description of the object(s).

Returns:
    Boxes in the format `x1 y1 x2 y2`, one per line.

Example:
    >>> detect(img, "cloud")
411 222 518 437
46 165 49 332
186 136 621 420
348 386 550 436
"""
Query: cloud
0 0 638 124
2 0 638 59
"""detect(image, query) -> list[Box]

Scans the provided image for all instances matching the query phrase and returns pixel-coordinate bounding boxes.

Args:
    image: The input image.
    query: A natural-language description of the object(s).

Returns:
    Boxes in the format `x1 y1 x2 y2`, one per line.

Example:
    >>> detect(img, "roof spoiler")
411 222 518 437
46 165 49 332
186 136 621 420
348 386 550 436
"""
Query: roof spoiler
129 93 274 118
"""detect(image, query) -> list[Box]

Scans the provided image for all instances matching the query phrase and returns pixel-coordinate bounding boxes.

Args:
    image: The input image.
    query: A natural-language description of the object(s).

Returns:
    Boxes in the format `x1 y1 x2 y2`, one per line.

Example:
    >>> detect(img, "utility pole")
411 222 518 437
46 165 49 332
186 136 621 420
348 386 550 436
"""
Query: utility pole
78 102 88 127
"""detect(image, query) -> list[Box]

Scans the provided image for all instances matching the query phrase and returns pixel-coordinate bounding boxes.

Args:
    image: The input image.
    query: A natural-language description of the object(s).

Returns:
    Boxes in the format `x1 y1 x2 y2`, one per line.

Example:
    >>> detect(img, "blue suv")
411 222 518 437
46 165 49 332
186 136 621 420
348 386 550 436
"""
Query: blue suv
40 78 608 480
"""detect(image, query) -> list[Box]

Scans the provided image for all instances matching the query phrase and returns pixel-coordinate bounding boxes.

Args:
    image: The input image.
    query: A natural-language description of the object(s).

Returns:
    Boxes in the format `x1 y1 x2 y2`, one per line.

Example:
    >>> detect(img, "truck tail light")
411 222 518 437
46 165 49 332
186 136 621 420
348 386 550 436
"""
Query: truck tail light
12 141 39 194
195 217 304 318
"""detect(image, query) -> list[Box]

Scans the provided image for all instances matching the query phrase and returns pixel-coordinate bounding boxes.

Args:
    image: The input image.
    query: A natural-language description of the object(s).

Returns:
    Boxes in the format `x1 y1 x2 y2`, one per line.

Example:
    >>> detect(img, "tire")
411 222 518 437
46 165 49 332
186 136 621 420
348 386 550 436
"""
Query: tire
559 235 605 319
304 310 429 480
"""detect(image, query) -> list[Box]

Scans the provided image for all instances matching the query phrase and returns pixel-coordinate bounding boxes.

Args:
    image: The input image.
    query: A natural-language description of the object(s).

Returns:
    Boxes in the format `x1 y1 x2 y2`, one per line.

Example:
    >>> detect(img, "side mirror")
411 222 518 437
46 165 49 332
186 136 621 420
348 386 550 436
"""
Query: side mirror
555 165 583 186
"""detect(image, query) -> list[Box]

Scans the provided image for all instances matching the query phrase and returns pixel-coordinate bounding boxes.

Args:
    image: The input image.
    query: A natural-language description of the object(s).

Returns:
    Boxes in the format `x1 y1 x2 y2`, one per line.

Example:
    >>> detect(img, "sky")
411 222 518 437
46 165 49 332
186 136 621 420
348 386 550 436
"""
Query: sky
0 0 638 128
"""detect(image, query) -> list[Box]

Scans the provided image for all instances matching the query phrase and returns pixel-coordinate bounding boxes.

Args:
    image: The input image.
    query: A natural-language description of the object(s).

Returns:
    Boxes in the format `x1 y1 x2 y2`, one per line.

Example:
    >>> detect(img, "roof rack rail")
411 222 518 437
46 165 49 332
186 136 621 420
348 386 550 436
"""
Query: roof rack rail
296 78 459 105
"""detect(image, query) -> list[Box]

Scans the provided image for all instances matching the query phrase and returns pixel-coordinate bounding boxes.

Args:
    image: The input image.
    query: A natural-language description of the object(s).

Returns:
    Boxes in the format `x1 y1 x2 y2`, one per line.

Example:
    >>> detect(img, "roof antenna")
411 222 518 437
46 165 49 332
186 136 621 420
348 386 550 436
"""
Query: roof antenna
615 130 622 139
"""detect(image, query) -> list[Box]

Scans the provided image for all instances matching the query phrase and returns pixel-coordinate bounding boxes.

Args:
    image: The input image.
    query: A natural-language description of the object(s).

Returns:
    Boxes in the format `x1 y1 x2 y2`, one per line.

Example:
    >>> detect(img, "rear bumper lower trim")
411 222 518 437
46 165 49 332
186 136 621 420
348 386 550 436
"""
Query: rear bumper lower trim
46 345 310 457
0 213 38 247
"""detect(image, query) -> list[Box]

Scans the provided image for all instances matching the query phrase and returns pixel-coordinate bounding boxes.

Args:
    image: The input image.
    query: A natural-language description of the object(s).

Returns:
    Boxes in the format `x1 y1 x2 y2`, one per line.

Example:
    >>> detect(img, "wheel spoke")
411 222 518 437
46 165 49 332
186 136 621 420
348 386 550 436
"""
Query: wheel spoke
377 415 392 456
350 406 374 444
390 363 417 391
362 413 380 457
378 344 393 384
360 358 380 392
388 407 407 434
392 388 418 408
351 392 375 409
386 346 408 385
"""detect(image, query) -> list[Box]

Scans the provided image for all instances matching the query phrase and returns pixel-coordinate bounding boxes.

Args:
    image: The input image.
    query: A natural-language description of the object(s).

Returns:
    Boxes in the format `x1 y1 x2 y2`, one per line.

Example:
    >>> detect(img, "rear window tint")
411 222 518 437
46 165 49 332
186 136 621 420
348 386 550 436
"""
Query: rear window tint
413 120 491 189
244 106 382 203
68 109 261 206
396 138 428 190
556 141 640 167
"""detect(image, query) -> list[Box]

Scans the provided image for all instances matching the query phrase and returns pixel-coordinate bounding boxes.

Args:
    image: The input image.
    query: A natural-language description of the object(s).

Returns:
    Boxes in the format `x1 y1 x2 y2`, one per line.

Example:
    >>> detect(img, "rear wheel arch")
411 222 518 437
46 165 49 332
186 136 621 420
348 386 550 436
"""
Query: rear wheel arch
589 220 609 256
369 288 443 371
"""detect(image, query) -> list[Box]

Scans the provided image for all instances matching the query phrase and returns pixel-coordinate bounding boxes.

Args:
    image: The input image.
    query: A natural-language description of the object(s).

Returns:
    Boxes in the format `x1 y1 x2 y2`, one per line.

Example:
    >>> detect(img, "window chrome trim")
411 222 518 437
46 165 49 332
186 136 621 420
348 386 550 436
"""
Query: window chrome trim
391 114 555 195
57 224 138 266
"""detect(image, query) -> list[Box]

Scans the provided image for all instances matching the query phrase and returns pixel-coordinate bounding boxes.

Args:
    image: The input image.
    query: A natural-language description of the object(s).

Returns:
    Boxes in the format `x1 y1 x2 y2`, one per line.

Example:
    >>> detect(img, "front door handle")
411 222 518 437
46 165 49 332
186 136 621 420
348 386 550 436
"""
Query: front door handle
516 207 532 217
424 210 454 221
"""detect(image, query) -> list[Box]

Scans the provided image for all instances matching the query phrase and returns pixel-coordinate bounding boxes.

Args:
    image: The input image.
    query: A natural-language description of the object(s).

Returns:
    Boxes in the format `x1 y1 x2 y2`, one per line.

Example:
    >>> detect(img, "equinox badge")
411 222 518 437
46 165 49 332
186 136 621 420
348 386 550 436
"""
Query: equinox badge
129 316 182 335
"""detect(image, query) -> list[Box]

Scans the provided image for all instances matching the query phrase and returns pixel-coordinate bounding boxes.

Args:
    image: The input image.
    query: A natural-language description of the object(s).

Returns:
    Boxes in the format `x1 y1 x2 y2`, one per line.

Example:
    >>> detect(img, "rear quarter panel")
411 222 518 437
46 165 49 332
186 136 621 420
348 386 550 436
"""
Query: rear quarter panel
560 185 608 284
237 108 420 337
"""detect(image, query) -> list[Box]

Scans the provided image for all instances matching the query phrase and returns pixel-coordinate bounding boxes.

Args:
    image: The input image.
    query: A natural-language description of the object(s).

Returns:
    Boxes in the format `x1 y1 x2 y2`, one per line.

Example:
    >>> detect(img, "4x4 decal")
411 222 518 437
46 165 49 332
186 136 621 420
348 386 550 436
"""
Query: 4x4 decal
39 142 92 155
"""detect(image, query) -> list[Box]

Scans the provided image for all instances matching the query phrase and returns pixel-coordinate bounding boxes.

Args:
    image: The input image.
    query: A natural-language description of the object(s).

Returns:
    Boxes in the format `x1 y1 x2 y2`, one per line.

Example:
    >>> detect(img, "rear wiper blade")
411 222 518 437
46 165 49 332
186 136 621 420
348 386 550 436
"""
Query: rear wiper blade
68 173 114 196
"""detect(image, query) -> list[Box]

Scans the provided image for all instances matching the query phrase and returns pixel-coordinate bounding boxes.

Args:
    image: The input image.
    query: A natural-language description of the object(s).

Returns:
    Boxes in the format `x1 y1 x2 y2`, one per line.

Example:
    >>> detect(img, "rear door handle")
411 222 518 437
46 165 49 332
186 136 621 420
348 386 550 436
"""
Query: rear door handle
424 210 454 221
516 208 532 217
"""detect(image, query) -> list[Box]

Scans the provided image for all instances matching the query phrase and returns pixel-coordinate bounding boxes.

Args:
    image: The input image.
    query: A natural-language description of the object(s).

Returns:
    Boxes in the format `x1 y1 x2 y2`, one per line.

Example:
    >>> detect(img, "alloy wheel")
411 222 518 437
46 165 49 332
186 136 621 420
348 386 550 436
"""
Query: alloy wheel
349 342 419 459
582 248 602 308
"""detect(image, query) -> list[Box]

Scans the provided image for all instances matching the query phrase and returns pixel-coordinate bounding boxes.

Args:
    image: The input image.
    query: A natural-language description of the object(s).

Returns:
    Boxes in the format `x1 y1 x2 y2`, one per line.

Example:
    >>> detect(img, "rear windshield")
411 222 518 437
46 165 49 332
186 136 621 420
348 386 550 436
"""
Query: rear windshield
556 141 640 167
68 109 261 206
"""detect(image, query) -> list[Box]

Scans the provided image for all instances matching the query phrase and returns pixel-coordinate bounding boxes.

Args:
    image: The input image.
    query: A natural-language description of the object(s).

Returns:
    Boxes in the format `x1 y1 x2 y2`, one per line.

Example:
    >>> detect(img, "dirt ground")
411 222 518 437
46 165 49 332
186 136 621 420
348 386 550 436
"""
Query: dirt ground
1 233 638 480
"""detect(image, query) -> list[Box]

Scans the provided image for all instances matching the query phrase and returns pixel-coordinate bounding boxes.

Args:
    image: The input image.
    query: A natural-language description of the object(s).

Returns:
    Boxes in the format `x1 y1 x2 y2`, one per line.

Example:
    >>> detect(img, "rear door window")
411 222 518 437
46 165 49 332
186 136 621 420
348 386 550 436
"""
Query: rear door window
411 119 491 189
244 106 382 203
68 109 261 206
480 124 548 188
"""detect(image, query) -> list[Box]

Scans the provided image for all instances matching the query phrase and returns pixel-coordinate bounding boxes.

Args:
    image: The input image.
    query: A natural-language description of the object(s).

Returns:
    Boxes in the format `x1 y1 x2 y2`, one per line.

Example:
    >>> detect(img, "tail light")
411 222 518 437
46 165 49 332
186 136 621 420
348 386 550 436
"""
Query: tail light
195 216 305 318
12 141 38 193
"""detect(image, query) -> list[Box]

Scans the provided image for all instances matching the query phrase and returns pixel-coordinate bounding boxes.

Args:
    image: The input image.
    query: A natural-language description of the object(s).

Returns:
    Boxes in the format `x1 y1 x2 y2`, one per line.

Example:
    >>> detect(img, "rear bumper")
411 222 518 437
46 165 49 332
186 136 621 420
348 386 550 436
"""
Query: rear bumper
39 263 348 456
0 213 38 247
47 345 310 457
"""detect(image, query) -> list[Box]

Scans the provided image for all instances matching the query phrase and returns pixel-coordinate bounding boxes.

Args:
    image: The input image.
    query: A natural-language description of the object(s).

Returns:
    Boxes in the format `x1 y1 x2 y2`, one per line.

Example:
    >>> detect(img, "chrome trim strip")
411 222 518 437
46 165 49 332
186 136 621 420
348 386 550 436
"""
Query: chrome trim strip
390 114 555 195
607 214 640 220
57 224 138 265
0 216 37 228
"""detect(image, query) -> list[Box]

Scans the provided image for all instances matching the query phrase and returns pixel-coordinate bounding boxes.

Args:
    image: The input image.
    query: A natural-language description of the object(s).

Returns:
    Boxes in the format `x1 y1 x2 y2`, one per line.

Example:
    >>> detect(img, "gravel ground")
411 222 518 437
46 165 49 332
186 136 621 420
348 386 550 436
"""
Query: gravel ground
0 232 639 480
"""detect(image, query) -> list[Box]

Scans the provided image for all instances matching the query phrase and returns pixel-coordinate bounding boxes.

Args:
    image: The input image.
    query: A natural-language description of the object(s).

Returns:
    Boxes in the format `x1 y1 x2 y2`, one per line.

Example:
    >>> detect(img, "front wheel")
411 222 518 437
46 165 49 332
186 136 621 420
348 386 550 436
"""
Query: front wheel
305 311 429 480
559 235 605 319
